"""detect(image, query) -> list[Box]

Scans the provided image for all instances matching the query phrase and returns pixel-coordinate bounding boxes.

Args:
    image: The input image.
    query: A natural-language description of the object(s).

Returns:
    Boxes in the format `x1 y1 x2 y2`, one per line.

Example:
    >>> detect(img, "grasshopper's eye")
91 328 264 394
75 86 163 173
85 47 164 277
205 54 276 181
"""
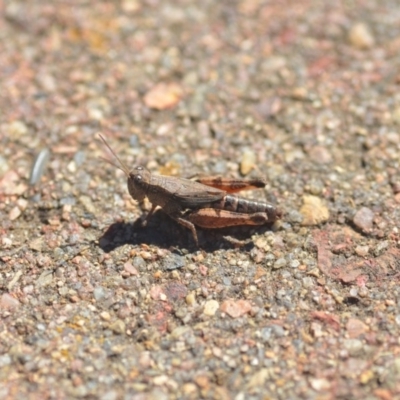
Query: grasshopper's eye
135 175 142 182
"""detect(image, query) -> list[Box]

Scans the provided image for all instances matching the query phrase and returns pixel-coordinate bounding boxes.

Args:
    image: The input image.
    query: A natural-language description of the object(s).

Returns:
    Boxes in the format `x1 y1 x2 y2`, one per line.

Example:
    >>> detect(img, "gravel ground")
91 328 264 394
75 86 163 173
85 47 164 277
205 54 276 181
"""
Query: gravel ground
1 1 400 399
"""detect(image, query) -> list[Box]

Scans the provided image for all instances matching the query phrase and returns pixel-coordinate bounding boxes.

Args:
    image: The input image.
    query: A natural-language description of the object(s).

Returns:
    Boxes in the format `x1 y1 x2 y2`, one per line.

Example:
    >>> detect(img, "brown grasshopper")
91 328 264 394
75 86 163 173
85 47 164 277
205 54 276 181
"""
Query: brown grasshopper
99 134 281 246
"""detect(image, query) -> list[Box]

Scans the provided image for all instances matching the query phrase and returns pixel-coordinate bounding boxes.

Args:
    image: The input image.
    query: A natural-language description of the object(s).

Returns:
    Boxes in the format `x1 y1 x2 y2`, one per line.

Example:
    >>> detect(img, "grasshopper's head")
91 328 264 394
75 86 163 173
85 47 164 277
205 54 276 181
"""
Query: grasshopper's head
98 134 149 202
127 166 151 202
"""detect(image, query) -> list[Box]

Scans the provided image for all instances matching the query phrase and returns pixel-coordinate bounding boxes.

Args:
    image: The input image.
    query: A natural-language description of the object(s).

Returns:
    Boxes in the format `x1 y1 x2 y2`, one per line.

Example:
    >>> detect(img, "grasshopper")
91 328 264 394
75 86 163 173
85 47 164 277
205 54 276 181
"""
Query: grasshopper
99 134 281 246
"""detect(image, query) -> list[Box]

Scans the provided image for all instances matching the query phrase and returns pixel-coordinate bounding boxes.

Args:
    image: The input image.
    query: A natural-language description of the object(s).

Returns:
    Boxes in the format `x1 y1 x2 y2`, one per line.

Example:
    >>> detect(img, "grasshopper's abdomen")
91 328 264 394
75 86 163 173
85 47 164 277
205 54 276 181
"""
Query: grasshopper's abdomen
211 195 281 221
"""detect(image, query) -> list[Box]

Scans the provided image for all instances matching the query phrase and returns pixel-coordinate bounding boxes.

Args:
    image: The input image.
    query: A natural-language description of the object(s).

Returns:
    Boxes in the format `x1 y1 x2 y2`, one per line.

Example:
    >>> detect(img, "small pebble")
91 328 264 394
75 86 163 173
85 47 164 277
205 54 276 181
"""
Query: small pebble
220 299 251 318
343 339 363 356
132 256 146 270
359 370 374 384
0 293 20 309
213 160 227 174
300 195 330 226
88 108 104 121
0 354 11 368
291 87 309 100
348 22 375 49
2 237 12 248
60 196 76 206
0 170 27 195
287 210 304 224
150 285 164 300
182 383 198 397
109 319 126 334
124 261 138 275
144 82 183 110
17 198 28 210
153 375 169 386
254 97 282 120
79 195 96 214
93 286 106 301
353 207 374 233
130 135 139 148
355 245 369 257
100 390 118 400
309 378 330 391
346 318 368 338
9 206 21 221
74 150 86 166
240 148 256 175
203 299 219 316
67 160 77 173
373 240 389 256
100 311 111 321
139 251 152 260
0 155 9 176
36 270 53 287
8 120 28 137
186 292 196 306
247 368 270 388
162 254 185 270
307 146 332 164
170 326 192 340
273 258 287 269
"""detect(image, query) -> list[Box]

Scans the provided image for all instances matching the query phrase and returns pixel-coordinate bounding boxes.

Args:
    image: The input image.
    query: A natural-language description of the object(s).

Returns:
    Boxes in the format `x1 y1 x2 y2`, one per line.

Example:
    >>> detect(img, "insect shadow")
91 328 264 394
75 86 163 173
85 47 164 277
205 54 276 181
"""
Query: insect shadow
98 210 270 253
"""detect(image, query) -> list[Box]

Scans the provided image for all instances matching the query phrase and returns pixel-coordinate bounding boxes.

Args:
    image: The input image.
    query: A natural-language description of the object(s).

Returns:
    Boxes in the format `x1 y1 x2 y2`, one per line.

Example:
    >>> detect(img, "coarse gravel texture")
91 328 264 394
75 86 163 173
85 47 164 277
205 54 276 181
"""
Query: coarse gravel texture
1 1 400 399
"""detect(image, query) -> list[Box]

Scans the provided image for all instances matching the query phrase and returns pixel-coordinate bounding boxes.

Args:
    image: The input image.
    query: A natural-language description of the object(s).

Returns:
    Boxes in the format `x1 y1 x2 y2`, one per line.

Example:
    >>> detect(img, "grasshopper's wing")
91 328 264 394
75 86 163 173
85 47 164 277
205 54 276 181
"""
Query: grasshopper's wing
170 179 226 208
195 176 266 193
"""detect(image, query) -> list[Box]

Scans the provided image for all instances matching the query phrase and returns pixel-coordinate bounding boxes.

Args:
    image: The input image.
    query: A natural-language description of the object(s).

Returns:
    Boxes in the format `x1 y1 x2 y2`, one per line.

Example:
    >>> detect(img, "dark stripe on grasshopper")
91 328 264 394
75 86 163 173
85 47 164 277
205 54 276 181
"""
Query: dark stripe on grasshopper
209 195 281 222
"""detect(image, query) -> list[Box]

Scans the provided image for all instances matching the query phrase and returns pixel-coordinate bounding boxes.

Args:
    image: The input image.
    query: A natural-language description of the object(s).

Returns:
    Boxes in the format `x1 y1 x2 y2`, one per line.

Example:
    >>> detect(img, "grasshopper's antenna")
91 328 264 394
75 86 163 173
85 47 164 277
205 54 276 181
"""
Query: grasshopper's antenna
98 134 130 177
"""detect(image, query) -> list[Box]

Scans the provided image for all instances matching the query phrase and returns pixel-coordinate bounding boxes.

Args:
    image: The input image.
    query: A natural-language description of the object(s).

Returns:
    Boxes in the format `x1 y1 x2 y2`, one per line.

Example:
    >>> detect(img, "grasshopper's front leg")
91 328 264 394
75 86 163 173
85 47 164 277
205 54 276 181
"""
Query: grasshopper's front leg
141 204 158 226
172 214 199 247
186 208 271 229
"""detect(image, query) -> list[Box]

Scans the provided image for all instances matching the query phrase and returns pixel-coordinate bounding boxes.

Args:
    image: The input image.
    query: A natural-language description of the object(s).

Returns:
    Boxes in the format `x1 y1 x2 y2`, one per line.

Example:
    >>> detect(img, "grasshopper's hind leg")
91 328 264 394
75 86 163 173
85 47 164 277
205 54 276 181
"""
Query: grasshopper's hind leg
186 208 270 229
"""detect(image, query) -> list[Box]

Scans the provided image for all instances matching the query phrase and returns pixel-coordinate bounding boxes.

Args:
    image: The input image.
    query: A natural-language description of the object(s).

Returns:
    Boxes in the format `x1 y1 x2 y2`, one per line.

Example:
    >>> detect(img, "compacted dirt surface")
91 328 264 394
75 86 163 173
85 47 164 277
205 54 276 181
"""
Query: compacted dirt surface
1 1 400 399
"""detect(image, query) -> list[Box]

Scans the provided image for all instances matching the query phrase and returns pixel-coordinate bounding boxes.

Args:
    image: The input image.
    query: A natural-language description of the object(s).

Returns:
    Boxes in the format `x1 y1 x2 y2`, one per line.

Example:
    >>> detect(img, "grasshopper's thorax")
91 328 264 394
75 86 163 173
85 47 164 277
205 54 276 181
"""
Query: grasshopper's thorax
127 166 151 202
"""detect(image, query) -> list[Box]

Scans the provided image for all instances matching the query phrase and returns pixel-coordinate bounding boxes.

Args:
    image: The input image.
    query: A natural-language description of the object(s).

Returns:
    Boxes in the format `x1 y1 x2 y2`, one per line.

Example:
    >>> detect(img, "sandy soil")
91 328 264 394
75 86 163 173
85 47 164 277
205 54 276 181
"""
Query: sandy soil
1 1 400 399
